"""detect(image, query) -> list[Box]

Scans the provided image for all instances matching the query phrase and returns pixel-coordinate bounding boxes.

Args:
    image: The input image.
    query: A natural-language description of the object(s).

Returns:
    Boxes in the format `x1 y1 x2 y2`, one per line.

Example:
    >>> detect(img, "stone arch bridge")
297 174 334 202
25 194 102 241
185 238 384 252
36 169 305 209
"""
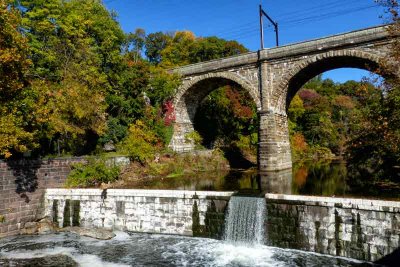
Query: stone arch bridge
169 25 397 172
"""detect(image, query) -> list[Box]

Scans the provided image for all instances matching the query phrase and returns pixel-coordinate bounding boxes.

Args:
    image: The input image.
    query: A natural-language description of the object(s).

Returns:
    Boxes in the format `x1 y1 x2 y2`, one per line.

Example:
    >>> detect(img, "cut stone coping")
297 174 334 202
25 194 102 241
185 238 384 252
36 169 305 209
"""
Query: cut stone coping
46 188 234 198
45 189 400 213
265 193 400 212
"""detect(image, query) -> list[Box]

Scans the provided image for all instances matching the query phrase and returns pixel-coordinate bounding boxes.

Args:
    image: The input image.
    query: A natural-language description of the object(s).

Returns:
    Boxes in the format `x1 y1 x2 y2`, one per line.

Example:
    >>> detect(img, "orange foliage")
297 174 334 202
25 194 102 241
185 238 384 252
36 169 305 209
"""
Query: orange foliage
292 132 308 153
333 95 355 109
294 167 308 187
225 86 254 119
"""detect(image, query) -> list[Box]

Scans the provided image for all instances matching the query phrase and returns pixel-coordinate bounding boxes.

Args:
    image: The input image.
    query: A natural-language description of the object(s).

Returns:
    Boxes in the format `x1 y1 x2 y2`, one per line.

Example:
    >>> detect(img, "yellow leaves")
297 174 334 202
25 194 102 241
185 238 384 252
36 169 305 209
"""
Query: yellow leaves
333 95 355 109
0 112 35 158
173 31 196 42
0 0 31 93
46 77 107 136
120 120 159 163
20 77 107 146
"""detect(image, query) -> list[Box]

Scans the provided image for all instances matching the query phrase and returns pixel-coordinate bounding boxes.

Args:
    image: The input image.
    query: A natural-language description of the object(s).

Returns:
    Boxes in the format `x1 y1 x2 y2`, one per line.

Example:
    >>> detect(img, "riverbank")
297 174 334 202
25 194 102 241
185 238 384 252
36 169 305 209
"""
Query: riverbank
66 150 231 189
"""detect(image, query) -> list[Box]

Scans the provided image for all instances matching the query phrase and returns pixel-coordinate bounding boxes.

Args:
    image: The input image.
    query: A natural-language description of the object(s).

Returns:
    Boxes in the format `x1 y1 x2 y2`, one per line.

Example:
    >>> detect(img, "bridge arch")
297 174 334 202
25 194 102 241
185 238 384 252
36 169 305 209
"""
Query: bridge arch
170 72 260 152
274 49 385 113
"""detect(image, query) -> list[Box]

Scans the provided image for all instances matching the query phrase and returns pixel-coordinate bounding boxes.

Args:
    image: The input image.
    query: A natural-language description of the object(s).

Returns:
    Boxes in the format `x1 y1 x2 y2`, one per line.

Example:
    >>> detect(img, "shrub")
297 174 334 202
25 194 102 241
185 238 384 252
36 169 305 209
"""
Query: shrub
234 133 258 155
184 130 203 148
65 158 120 188
119 120 159 164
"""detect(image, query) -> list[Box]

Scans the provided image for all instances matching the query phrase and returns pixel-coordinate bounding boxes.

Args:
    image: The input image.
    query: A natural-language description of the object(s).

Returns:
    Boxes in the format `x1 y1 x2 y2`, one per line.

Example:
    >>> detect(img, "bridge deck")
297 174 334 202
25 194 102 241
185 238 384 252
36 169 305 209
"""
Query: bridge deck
174 25 390 76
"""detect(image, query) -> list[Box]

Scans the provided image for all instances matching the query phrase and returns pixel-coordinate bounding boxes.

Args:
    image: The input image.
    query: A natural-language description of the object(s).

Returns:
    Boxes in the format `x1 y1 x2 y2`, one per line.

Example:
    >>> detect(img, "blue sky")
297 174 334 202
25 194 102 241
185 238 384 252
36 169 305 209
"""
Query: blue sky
104 0 388 82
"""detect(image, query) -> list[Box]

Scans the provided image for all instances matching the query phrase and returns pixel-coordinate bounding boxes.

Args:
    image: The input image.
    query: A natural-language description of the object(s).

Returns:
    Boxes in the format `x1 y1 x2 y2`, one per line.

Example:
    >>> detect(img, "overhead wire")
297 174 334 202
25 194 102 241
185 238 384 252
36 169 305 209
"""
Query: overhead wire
281 4 379 27
216 0 381 42
213 0 364 39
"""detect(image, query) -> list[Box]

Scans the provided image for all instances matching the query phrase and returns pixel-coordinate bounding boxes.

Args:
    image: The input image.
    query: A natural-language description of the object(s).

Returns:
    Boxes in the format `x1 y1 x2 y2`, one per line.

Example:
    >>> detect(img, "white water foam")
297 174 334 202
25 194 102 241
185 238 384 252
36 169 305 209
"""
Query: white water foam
206 243 286 267
0 246 75 259
73 254 130 267
112 231 131 241
0 232 368 267
0 246 130 267
224 196 266 245
162 237 287 267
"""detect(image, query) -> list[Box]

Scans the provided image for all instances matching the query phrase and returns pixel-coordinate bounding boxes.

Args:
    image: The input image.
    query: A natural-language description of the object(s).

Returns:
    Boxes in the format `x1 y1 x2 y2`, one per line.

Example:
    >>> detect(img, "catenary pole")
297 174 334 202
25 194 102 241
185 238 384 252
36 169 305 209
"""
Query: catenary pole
259 5 279 47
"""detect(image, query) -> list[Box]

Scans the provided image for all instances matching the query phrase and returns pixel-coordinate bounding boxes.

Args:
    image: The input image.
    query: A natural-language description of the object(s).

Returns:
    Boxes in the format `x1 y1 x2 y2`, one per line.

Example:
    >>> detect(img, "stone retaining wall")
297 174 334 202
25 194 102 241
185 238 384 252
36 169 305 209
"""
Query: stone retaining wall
265 194 400 262
0 158 84 238
43 189 400 262
45 189 232 238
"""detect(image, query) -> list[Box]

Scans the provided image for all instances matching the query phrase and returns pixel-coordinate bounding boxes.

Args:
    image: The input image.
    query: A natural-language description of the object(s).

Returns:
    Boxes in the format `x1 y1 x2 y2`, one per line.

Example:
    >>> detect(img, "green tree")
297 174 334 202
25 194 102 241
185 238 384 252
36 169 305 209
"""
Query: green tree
125 28 146 63
346 0 400 181
120 120 159 164
194 85 257 150
0 0 35 157
145 32 171 64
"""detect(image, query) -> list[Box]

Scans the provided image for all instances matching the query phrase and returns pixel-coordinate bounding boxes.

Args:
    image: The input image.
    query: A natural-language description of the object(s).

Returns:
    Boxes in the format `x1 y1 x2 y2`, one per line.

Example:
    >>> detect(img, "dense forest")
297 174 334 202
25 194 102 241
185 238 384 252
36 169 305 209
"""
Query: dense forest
1 0 399 183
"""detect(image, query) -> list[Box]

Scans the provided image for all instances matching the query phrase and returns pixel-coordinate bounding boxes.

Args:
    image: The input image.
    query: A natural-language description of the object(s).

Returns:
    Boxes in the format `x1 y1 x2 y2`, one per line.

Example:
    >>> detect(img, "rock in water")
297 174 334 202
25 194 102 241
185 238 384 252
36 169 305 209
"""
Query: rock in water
37 217 57 234
20 217 58 235
61 226 116 240
20 221 38 235
0 254 78 267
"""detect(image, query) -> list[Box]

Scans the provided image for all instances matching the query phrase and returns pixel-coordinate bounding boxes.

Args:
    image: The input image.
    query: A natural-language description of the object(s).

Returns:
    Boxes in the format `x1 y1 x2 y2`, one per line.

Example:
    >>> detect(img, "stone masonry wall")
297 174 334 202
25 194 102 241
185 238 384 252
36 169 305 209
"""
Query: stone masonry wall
45 189 232 238
0 158 84 238
44 189 400 261
265 194 400 262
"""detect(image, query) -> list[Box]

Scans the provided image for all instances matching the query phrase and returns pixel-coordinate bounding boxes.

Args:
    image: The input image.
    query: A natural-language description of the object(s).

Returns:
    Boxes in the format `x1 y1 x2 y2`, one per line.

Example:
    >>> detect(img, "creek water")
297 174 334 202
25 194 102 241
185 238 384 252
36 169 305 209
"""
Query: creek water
0 232 374 267
128 160 400 200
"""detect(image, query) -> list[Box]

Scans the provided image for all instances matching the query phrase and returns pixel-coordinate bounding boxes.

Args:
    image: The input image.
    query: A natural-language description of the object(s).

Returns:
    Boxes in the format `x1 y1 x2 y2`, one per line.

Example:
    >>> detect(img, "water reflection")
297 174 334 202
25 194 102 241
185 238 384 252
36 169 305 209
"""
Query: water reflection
125 160 400 200
259 170 292 194
291 160 348 197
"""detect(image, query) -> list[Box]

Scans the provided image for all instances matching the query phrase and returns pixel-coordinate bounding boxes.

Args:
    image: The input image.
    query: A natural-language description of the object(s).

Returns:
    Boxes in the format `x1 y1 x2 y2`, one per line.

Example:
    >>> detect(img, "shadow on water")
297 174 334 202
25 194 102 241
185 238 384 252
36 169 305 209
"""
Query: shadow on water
222 146 255 169
373 247 400 267
7 159 41 203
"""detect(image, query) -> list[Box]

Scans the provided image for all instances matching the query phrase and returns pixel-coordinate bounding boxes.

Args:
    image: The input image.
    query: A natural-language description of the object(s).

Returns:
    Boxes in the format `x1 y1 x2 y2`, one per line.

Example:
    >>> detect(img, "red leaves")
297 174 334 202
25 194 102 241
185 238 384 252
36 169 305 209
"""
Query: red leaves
163 100 175 126
225 85 254 119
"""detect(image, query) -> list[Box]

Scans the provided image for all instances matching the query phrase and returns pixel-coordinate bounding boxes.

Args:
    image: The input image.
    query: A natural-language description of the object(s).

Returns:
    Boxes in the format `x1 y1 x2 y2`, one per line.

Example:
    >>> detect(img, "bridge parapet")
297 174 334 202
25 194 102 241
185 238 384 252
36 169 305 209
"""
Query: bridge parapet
174 25 391 77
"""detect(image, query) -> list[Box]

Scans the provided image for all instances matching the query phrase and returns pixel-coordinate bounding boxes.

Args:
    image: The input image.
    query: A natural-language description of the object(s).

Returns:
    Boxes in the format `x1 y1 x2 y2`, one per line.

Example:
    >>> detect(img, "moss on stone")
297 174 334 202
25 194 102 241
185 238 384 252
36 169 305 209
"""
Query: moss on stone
192 200 204 237
63 199 71 227
72 200 80 227
334 209 343 256
52 200 58 224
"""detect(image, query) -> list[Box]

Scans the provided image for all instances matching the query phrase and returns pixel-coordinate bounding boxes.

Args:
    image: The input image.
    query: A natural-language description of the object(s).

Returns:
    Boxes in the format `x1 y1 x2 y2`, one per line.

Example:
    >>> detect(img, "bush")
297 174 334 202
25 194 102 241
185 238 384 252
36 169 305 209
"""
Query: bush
119 120 159 164
65 158 120 187
234 133 258 155
185 130 203 148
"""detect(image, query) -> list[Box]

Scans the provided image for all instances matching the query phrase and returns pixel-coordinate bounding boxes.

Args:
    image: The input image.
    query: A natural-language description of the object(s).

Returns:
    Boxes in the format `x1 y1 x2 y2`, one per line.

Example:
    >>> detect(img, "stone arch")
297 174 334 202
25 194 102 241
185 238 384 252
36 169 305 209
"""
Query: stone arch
170 71 260 152
273 49 385 113
173 72 261 119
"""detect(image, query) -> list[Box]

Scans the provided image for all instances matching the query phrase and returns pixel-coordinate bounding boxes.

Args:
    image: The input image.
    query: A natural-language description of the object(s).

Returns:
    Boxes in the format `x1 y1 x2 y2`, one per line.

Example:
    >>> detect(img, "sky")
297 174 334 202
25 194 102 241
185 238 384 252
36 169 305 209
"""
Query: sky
104 0 389 82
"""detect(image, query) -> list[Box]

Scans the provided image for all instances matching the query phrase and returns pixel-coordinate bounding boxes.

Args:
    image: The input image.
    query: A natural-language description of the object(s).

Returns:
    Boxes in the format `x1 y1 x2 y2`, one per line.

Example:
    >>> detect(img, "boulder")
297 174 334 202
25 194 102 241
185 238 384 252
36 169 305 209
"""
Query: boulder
20 221 38 235
0 254 78 267
20 217 58 235
61 226 116 240
103 141 116 152
37 218 57 234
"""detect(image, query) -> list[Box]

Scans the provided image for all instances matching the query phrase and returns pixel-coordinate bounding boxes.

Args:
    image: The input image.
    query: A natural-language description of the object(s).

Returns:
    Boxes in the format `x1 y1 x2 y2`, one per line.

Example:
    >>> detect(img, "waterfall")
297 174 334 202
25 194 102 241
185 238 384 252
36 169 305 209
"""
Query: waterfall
224 196 266 246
